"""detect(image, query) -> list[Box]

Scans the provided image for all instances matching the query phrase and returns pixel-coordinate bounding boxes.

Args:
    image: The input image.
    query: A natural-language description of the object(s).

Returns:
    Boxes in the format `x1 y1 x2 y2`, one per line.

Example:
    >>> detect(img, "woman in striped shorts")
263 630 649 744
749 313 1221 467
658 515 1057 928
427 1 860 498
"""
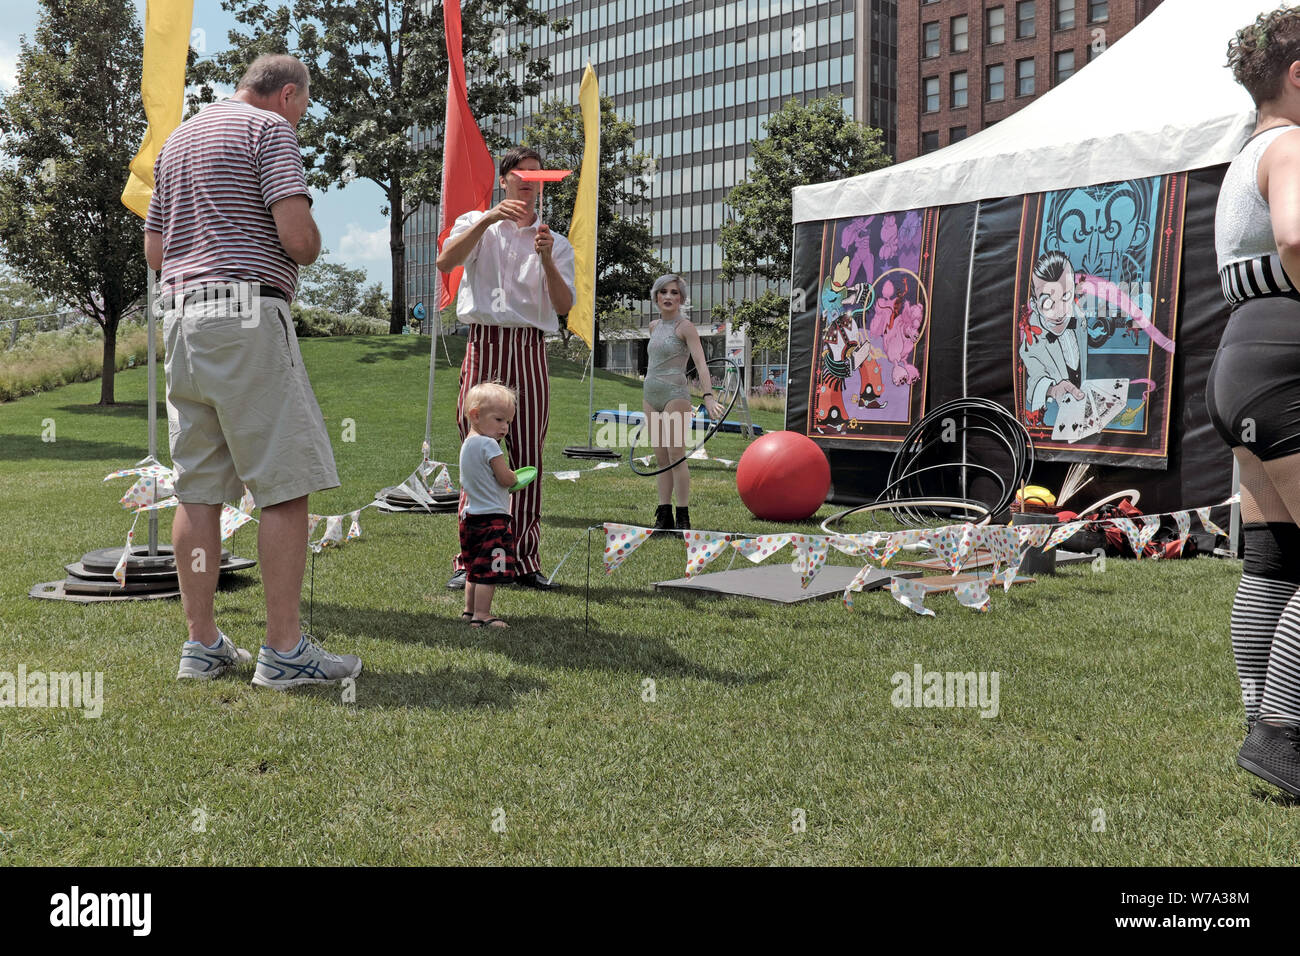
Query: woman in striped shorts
1210 6 1300 797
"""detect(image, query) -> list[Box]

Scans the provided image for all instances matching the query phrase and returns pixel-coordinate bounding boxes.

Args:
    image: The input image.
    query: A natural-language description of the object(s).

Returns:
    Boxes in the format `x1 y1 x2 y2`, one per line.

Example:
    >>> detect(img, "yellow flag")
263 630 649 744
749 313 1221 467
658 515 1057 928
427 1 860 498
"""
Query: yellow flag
566 64 600 348
121 0 195 219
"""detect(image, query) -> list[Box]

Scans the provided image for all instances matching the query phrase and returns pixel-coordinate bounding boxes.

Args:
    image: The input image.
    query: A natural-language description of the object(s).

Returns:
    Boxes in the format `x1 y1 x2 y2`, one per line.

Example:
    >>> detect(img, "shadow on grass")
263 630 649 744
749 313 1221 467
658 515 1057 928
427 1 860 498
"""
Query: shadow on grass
52 400 150 419
1249 785 1300 807
0 433 157 463
316 334 466 366
310 601 775 687
281 665 546 710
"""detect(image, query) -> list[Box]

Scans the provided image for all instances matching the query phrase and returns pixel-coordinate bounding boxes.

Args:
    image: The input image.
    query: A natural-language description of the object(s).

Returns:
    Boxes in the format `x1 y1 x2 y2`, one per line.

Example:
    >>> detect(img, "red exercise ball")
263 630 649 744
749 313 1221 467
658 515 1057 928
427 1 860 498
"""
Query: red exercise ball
736 431 832 521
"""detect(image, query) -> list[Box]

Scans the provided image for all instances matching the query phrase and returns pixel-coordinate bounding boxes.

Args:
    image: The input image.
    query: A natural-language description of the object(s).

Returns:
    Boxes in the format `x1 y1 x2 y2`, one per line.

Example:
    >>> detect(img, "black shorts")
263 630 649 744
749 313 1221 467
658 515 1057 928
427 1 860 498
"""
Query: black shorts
1207 293 1300 461
458 513 518 584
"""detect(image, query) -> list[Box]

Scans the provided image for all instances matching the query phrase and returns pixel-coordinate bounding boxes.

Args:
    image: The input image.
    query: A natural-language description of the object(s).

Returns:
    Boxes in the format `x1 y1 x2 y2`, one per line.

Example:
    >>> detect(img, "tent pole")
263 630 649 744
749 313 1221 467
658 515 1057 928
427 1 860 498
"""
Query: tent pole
147 267 158 556
960 203 980 505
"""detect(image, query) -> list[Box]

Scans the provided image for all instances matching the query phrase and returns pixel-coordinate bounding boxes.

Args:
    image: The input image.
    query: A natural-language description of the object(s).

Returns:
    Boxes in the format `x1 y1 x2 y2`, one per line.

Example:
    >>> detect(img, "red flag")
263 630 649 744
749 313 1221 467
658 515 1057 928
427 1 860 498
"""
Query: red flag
438 0 496 310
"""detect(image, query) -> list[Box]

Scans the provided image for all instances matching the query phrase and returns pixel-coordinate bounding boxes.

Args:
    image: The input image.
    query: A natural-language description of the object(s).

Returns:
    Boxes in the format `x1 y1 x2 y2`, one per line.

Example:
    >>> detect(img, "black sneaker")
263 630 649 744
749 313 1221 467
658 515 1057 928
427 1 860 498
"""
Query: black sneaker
446 569 467 590
1237 720 1300 797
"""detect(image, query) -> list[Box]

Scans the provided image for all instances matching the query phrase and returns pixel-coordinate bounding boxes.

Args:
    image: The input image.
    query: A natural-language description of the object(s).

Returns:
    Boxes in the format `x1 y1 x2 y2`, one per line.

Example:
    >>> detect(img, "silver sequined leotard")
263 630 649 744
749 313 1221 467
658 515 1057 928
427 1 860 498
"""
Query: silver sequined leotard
644 316 691 411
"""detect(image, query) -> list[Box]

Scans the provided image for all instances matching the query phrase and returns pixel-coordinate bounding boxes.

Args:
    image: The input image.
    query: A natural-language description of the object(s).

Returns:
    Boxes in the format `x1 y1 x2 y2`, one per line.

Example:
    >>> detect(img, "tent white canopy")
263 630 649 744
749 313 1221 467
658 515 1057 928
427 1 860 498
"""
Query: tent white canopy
793 0 1268 223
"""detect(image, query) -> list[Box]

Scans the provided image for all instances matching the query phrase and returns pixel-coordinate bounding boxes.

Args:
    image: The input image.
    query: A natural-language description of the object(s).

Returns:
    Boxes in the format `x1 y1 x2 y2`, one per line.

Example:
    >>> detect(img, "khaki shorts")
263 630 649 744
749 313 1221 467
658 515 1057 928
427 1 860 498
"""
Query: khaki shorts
163 292 339 508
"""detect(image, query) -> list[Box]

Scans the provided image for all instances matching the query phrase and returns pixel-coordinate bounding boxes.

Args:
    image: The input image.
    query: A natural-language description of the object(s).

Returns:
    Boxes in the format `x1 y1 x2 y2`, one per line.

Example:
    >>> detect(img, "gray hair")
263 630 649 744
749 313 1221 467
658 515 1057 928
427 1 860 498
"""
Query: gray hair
237 54 310 97
650 274 689 311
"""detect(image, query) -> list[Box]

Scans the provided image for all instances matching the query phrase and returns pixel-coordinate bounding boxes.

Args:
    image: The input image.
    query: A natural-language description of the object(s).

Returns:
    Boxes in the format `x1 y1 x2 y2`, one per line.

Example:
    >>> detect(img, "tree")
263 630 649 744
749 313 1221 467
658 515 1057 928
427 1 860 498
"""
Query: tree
713 97 891 352
521 95 667 348
297 249 367 313
0 0 147 404
190 0 569 333
0 267 58 321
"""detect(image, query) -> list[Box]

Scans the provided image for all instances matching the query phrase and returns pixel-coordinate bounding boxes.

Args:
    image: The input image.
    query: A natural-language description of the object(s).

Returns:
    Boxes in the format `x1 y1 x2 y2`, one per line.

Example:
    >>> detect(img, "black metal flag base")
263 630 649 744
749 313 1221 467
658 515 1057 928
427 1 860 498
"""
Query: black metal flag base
30 545 255 603
562 446 620 461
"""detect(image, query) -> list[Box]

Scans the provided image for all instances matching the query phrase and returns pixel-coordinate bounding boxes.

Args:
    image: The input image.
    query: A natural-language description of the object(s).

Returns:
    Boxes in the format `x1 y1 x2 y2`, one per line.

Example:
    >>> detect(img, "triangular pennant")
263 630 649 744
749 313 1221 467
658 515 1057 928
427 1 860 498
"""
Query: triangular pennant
553 470 581 482
306 513 323 539
238 487 256 515
987 526 1023 567
1172 510 1192 554
219 504 255 541
113 512 142 587
104 462 175 482
953 576 991 612
1133 515 1162 555
347 510 362 541
890 577 935 616
829 533 883 556
732 533 794 563
1016 524 1053 549
1044 521 1085 551
603 522 654 574
1111 517 1144 556
313 514 345 551
841 562 878 609
790 535 829 588
925 526 964 572
1196 506 1228 538
684 530 732 577
591 461 620 471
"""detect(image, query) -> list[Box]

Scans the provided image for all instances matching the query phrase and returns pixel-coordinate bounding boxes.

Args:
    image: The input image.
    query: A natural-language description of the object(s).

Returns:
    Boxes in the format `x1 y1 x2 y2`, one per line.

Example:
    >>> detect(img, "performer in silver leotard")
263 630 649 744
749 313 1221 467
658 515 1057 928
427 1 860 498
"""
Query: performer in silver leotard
642 274 723 532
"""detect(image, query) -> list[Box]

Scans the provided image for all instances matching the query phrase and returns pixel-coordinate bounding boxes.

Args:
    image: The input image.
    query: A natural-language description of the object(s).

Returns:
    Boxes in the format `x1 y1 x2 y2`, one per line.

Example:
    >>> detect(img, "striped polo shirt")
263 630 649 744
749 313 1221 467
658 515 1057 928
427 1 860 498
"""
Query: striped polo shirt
145 99 311 300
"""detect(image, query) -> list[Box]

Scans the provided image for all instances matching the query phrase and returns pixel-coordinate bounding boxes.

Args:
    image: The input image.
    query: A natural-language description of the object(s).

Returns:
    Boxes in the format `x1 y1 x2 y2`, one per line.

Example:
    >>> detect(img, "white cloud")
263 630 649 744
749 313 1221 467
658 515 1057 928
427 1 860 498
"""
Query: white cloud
0 46 19 93
338 222 391 263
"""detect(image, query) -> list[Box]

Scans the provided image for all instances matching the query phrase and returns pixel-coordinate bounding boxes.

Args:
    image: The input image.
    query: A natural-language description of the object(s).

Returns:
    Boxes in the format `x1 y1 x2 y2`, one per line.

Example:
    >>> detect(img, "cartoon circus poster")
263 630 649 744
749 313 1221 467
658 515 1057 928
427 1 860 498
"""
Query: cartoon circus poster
1012 173 1186 468
804 207 940 446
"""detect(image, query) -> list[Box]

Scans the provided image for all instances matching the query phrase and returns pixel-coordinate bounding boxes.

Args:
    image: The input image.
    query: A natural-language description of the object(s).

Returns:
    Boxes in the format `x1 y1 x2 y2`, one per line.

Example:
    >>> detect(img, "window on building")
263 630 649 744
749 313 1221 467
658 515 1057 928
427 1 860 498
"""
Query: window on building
1055 49 1075 83
921 130 940 153
951 70 968 108
1017 57 1035 96
923 21 939 58
1017 0 1036 38
1055 0 1074 30
1088 0 1108 22
951 15 968 52
987 7 1005 44
923 76 940 113
950 126 968 144
986 63 1005 101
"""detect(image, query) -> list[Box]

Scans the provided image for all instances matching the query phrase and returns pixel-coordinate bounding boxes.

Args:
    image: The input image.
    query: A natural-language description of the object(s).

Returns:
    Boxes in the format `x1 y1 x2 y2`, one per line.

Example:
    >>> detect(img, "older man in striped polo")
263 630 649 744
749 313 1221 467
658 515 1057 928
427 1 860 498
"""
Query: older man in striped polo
145 54 361 689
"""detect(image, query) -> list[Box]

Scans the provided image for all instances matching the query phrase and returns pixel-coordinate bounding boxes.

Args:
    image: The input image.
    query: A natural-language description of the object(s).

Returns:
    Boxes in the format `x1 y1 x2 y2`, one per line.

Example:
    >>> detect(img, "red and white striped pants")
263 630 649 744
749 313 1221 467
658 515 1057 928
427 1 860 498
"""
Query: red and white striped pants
453 324 550 575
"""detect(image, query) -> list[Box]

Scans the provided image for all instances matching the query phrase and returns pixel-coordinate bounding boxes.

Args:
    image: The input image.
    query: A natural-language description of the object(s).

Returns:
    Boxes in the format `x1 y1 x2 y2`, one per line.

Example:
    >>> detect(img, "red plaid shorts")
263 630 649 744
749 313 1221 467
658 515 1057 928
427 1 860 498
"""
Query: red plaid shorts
458 513 518 584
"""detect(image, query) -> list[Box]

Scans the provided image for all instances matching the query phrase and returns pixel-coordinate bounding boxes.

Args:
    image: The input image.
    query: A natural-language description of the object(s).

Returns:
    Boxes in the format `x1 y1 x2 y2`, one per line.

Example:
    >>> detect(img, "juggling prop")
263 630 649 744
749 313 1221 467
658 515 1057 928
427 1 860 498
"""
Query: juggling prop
509 465 538 493
735 431 831 522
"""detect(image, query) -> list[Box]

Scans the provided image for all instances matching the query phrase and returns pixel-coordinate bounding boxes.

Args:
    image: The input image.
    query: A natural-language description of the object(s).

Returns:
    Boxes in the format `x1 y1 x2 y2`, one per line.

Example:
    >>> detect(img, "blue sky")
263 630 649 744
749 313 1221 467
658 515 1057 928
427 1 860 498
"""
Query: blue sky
0 0 393 290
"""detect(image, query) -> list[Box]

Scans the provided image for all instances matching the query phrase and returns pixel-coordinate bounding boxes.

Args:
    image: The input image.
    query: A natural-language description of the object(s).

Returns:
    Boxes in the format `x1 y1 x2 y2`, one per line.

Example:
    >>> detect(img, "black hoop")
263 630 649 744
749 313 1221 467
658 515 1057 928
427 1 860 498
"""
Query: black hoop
628 357 744 477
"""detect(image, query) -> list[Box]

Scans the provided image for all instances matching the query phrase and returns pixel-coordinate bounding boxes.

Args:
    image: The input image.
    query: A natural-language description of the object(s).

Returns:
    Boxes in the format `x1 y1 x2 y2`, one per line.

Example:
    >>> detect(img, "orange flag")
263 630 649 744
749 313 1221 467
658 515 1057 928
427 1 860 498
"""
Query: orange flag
438 0 496 310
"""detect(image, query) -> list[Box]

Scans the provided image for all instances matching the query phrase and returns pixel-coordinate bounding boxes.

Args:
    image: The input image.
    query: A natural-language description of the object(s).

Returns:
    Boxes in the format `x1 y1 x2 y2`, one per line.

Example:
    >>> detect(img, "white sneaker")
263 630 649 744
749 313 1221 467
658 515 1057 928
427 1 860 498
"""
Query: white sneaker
177 631 253 680
251 634 362 690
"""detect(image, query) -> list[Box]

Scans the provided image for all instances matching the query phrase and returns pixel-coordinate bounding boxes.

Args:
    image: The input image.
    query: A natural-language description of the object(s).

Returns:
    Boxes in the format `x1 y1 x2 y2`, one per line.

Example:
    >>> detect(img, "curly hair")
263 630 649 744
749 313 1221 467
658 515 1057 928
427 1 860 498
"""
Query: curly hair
1227 6 1300 107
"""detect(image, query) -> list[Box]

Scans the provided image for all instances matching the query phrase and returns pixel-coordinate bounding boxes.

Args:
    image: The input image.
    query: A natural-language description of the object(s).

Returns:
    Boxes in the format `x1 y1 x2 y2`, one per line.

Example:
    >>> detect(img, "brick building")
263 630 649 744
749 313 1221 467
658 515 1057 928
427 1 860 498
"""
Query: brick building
896 0 1163 161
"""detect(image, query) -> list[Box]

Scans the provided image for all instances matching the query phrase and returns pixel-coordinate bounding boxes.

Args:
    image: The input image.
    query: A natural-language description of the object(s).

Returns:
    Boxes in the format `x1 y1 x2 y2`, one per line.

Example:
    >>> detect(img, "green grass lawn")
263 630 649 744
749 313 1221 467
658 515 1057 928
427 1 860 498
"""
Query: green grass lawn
0 333 1287 865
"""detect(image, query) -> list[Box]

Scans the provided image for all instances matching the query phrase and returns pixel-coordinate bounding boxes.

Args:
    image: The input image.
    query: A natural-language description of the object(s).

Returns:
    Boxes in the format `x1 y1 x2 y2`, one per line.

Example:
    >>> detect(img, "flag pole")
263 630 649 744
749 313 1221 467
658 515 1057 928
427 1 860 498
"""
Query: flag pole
424 306 437 454
146 267 158 554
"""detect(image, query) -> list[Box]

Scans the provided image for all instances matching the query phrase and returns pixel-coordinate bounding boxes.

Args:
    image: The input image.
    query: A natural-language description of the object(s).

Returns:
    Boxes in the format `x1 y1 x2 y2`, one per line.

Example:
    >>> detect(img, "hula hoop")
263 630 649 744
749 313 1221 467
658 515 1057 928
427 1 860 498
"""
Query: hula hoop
628 357 744 478
820 497 992 535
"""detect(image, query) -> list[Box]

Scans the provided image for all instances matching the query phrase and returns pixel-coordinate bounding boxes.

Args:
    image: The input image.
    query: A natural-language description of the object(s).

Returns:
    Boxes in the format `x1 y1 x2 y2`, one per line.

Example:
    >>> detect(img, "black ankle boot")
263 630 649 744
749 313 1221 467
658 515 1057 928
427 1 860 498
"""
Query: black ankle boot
675 506 691 531
652 504 675 534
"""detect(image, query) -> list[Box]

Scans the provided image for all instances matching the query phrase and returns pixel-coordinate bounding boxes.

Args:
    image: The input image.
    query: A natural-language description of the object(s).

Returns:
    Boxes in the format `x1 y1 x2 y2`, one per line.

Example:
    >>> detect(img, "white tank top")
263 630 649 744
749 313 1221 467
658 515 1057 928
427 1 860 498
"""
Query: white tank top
1216 125 1300 272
